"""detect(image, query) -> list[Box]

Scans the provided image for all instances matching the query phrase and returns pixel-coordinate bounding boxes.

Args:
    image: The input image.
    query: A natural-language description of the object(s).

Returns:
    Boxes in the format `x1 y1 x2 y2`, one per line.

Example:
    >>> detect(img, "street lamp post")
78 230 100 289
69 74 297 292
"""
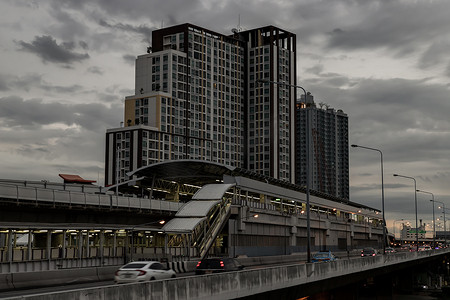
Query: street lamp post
393 219 404 244
435 201 447 246
116 146 120 196
256 78 311 263
393 174 418 251
416 190 435 247
130 220 165 262
351 144 386 254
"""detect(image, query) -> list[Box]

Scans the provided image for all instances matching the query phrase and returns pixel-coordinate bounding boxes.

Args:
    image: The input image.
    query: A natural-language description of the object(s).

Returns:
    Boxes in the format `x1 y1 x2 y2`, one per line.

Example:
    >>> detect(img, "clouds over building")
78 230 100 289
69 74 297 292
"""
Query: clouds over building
1 0 450 227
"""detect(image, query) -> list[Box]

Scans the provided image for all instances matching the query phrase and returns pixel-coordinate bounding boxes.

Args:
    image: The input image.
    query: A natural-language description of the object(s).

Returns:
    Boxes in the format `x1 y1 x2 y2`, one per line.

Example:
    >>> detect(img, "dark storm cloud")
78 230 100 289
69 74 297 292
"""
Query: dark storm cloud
53 0 202 21
99 20 154 43
0 96 121 130
79 41 88 50
311 76 450 136
46 2 90 39
123 54 136 66
87 66 103 75
418 41 450 70
17 35 89 64
345 78 450 167
309 73 450 217
43 0 450 62
0 74 9 91
325 2 450 53
0 73 85 94
351 183 407 193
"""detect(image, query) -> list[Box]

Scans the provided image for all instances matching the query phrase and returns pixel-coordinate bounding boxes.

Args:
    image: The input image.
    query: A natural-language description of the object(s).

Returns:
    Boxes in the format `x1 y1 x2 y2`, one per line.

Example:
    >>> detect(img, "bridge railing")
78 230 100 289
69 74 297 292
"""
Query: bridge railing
0 183 182 212
0 244 196 273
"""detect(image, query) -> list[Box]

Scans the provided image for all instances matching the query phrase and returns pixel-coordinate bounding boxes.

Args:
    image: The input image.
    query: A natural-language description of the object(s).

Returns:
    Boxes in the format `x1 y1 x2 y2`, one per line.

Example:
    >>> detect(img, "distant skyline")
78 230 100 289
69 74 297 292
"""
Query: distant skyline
2 0 450 234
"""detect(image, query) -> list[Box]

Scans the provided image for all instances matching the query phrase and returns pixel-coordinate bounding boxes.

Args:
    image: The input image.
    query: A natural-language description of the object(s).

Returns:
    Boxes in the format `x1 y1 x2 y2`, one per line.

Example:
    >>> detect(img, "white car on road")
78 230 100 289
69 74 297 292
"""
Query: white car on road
114 261 176 283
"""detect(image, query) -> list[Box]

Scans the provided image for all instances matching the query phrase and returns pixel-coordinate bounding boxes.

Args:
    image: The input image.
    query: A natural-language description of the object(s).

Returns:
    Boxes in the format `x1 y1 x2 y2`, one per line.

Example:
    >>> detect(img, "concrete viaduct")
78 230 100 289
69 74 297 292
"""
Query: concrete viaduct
3 249 450 300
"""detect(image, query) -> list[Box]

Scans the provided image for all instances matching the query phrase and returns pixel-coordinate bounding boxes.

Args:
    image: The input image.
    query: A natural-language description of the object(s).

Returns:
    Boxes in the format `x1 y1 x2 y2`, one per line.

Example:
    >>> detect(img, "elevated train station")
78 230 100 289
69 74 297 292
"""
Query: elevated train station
0 160 384 272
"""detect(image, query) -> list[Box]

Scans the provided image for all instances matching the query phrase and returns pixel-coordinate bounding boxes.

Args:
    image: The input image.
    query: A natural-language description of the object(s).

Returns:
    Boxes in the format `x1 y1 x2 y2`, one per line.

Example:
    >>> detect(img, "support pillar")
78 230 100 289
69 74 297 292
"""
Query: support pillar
27 230 32 261
46 230 52 270
164 234 168 257
148 174 156 200
113 230 117 257
124 230 129 264
6 230 13 263
187 234 192 259
290 216 297 247
78 231 83 260
46 230 52 260
99 230 104 265
86 231 90 258
62 230 67 259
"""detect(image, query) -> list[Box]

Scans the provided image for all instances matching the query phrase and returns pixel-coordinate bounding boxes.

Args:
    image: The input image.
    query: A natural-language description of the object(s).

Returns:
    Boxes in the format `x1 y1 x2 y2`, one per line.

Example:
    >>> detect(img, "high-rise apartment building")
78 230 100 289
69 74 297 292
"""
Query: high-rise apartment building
105 24 297 186
295 95 349 200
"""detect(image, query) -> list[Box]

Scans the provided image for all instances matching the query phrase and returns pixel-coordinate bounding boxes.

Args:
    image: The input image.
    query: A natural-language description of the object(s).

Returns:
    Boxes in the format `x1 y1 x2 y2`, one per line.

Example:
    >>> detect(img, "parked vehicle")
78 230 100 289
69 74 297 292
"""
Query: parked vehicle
361 248 377 257
114 261 176 283
195 258 244 275
312 251 337 262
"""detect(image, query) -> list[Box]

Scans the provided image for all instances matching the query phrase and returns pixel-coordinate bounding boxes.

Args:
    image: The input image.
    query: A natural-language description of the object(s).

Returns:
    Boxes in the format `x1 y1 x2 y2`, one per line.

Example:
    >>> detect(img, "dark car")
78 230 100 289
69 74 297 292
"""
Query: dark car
195 258 244 275
361 248 377 257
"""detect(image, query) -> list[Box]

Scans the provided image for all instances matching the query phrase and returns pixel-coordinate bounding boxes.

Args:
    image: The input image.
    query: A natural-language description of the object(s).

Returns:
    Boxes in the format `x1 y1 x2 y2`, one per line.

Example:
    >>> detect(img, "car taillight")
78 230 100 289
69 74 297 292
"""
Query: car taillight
220 261 225 268
196 261 201 268
372 254 375 256
138 270 146 276
115 270 120 276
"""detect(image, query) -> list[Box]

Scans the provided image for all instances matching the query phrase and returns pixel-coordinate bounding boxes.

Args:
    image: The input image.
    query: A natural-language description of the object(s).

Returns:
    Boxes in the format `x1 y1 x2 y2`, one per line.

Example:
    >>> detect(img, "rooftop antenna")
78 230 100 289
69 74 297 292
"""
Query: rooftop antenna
231 14 243 34
238 14 241 31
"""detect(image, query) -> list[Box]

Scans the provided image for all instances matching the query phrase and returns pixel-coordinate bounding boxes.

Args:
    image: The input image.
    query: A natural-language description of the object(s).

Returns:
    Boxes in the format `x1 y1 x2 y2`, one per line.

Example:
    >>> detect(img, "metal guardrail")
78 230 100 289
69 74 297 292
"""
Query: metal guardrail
0 183 183 212
0 257 124 274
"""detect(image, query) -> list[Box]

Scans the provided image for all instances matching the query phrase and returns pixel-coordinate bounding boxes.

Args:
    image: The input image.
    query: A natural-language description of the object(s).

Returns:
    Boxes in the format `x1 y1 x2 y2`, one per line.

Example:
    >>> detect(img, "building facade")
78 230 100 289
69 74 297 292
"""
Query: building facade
295 94 349 200
400 223 427 240
105 24 297 186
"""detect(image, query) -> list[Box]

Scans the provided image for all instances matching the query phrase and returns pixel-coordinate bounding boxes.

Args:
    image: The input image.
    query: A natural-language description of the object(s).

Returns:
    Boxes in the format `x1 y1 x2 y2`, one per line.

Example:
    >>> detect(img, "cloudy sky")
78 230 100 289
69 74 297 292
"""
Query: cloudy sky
1 0 450 233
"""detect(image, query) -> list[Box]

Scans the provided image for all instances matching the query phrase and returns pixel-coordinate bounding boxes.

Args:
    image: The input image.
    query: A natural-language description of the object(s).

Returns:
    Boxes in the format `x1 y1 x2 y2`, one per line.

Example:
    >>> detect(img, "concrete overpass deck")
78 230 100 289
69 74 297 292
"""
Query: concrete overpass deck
3 248 450 300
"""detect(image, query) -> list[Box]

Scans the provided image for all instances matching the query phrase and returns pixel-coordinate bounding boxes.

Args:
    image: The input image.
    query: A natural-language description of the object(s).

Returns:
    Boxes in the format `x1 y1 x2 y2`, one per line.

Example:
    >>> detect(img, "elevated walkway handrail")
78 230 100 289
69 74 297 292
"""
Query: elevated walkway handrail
198 199 232 259
0 183 181 212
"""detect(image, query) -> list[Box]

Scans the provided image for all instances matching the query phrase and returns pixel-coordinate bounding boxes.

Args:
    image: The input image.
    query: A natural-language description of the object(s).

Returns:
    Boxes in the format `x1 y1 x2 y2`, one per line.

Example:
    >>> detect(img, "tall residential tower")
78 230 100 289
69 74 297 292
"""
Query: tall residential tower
105 24 297 186
295 95 349 200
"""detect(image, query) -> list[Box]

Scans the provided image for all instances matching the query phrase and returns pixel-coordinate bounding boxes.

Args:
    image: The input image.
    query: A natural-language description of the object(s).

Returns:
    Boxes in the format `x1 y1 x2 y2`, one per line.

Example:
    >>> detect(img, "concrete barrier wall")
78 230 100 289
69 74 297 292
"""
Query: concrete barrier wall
0 266 118 291
0 260 198 292
0 252 366 291
0 257 124 273
4 250 450 299
0 273 13 291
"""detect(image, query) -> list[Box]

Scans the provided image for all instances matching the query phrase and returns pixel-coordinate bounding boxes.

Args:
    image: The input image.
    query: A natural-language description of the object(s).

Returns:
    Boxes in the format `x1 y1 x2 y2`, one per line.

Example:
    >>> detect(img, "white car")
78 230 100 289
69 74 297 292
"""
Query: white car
114 261 176 283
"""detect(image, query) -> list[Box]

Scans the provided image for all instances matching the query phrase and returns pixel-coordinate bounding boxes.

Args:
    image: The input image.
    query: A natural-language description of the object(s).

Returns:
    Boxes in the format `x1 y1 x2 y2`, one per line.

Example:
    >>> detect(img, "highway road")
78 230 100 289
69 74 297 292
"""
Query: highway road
0 251 388 299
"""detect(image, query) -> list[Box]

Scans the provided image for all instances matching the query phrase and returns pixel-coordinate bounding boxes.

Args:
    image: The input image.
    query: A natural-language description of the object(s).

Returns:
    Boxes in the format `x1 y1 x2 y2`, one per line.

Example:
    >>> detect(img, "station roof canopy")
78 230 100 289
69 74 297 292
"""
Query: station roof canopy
127 159 237 186
121 159 378 213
